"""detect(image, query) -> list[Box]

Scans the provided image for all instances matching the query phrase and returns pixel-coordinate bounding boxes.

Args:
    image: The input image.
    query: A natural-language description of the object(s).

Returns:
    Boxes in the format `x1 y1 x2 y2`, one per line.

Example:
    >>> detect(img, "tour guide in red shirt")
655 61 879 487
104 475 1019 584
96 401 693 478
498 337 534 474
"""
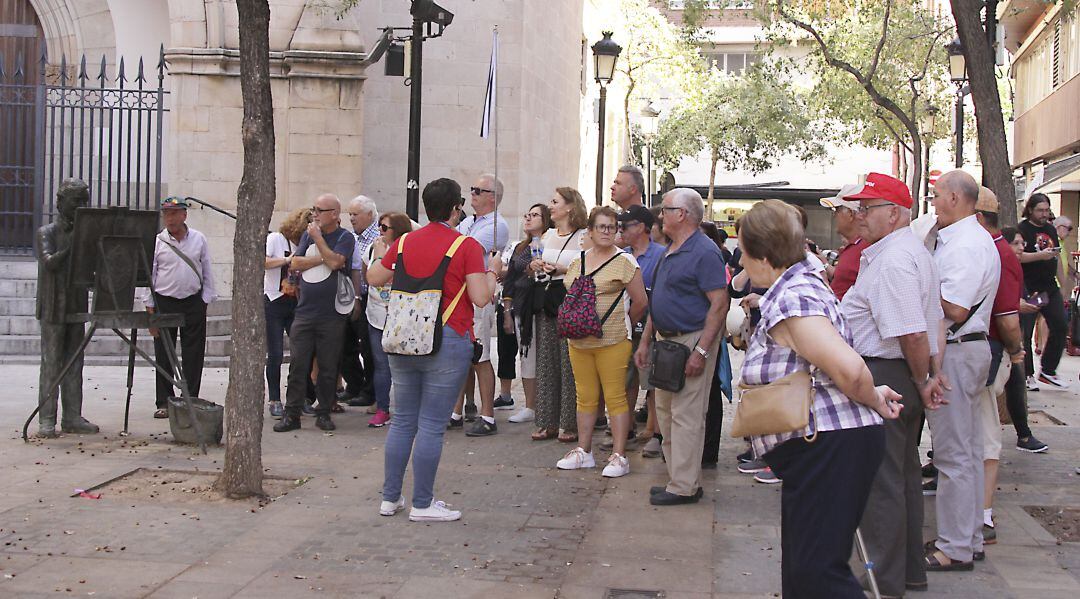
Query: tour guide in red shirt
366 177 497 523
819 183 867 300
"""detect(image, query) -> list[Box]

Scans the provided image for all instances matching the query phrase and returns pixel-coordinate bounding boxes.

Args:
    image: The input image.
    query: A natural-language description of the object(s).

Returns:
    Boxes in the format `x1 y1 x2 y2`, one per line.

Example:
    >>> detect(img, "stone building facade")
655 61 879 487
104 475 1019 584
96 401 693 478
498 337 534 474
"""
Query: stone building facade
7 0 620 296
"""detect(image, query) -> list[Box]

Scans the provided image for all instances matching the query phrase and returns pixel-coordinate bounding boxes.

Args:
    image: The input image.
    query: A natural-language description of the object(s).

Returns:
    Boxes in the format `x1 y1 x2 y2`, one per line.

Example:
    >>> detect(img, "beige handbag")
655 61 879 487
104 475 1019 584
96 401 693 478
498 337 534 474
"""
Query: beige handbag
729 370 818 441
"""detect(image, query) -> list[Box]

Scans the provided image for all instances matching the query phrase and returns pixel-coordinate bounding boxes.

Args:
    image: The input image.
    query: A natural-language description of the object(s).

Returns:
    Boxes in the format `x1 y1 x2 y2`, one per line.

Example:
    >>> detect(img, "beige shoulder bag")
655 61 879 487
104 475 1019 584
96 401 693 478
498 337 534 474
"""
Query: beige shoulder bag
729 370 818 442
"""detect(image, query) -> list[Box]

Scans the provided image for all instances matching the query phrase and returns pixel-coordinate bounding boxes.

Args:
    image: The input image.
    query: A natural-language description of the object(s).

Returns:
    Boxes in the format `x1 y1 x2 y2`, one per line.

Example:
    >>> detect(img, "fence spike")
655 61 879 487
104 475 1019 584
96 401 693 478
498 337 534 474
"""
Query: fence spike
14 52 25 82
158 44 166 82
136 57 146 84
117 56 126 85
98 55 108 83
59 54 68 86
0 51 6 80
78 54 88 83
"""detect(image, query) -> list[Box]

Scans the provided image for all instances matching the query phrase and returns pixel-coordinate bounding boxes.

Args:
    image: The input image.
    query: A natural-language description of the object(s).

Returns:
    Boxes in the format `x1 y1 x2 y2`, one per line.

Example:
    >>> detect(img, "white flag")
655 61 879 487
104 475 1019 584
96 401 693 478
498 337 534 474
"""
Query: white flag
480 29 497 138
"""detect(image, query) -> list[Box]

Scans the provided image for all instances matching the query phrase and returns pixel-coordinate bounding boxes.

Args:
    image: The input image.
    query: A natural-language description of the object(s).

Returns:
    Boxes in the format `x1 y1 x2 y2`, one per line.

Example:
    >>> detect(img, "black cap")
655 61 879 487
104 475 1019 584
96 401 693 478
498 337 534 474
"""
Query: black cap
616 204 654 229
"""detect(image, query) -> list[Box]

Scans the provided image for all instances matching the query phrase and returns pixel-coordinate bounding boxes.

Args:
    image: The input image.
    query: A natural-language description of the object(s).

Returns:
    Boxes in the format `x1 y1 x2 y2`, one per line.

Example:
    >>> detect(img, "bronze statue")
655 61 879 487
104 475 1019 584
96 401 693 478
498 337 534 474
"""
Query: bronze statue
35 179 99 437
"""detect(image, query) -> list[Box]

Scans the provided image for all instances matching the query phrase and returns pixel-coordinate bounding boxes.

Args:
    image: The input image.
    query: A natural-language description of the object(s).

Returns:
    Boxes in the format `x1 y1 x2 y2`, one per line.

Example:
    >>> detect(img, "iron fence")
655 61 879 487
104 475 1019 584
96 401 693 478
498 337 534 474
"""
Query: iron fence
0 47 168 255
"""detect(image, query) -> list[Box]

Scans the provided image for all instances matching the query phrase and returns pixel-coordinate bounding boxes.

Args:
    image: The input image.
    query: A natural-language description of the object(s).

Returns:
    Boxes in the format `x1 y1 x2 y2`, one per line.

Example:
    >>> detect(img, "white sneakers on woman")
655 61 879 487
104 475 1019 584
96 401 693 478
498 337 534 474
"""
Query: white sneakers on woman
602 453 630 478
408 500 461 522
508 407 535 423
557 447 596 469
379 496 405 516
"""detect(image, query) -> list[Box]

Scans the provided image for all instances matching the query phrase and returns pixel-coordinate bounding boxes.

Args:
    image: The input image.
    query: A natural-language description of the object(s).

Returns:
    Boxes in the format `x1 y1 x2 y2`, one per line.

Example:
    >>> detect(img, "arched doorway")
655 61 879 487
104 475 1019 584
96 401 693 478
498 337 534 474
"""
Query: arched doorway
0 0 45 254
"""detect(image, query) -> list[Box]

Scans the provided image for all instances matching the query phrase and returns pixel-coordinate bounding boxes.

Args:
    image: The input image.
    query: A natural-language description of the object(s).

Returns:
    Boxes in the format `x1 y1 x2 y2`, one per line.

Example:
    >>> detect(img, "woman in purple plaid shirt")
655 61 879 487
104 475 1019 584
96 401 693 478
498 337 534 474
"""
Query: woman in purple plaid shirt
737 200 903 598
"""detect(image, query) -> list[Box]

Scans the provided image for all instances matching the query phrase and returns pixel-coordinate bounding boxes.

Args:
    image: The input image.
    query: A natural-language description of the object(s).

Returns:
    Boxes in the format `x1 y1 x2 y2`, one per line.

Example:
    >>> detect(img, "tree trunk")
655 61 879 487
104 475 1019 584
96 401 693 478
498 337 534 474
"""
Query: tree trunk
951 0 1017 225
216 0 275 499
707 149 718 222
623 76 637 164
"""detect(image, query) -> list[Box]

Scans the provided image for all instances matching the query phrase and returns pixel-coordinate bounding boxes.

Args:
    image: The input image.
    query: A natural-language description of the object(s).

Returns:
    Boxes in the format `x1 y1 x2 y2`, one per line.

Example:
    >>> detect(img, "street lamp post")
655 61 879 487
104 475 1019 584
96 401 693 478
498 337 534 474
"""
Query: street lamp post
946 38 970 169
592 32 622 207
918 103 938 215
639 102 660 206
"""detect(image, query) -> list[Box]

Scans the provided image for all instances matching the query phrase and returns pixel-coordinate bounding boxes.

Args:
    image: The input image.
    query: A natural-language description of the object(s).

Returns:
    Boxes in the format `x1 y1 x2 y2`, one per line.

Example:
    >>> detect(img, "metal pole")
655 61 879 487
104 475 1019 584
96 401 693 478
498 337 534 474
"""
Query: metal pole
405 15 424 222
954 89 964 168
595 85 607 207
646 140 653 207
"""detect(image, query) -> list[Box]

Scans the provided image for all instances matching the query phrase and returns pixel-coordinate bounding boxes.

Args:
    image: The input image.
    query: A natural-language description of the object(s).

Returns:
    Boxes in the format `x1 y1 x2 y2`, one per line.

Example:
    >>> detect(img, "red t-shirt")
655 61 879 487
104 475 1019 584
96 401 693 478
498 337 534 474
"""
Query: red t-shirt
990 234 1022 341
830 237 866 301
381 222 485 337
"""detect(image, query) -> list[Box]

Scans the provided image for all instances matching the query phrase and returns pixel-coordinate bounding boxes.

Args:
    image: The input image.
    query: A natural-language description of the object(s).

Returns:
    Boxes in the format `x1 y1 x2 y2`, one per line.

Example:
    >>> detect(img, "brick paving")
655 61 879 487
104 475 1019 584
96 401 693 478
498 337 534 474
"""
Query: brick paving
0 355 1077 598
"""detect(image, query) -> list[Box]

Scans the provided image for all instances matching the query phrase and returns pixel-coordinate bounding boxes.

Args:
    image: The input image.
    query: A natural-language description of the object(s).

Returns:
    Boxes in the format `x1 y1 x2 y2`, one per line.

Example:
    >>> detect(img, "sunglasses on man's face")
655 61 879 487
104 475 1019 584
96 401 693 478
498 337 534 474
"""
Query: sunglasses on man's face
617 221 640 231
312 206 335 214
471 187 494 195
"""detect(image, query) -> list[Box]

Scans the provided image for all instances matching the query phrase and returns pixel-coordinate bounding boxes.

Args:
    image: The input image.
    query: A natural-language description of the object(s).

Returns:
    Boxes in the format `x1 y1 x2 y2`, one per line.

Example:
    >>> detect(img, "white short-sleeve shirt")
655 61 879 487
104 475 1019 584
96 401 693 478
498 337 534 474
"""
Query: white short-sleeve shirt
264 231 294 301
933 214 1000 338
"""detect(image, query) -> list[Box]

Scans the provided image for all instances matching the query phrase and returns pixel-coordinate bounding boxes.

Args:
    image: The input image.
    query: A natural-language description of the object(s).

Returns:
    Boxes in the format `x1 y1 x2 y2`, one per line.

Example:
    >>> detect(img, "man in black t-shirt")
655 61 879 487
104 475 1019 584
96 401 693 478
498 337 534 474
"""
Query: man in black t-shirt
1018 193 1068 388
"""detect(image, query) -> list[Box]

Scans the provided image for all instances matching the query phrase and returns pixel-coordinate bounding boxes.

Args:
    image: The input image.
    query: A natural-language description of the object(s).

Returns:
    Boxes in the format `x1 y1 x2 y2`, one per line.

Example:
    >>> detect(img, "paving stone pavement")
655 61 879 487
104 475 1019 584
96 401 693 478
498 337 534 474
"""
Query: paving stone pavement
0 350 1077 598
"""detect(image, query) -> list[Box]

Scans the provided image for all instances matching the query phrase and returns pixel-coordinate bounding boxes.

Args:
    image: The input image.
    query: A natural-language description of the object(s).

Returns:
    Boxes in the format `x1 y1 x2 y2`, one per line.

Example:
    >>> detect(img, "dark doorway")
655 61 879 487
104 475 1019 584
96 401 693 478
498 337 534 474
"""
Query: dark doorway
0 0 45 254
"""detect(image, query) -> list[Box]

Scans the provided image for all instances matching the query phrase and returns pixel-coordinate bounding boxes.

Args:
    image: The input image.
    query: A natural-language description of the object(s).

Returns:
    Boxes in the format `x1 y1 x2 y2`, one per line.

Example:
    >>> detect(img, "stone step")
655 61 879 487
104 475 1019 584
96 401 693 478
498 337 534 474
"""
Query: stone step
0 315 234 337
0 354 233 368
0 260 38 279
0 280 37 297
0 334 233 357
0 297 232 317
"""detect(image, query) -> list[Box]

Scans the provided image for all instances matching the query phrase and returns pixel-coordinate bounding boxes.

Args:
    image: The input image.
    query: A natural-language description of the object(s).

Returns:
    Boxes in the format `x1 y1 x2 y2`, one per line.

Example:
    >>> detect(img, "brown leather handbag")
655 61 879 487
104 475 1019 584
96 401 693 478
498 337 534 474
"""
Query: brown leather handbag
729 370 817 441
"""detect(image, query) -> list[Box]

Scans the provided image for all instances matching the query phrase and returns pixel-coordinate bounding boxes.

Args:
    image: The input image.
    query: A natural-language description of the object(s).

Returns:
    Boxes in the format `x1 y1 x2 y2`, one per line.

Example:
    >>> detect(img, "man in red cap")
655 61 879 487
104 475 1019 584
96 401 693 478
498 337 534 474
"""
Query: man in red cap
839 172 944 595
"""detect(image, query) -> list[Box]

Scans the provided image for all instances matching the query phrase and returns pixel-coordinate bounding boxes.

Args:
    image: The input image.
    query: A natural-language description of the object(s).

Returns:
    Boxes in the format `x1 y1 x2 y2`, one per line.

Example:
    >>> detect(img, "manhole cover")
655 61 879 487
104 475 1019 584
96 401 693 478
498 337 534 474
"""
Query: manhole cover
1028 410 1066 426
605 590 664 599
1024 505 1080 542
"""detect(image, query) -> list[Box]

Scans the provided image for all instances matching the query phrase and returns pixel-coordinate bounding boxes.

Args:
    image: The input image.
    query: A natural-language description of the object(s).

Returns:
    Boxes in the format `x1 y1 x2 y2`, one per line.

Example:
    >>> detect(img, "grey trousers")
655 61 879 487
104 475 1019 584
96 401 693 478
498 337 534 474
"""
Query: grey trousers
858 358 926 595
926 339 990 562
38 321 86 427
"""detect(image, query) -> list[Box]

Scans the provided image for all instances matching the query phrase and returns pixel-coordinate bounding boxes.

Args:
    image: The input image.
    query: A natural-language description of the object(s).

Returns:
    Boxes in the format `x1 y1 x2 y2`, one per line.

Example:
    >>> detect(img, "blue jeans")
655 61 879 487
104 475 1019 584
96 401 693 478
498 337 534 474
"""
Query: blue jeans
264 295 296 403
383 327 472 508
367 326 392 413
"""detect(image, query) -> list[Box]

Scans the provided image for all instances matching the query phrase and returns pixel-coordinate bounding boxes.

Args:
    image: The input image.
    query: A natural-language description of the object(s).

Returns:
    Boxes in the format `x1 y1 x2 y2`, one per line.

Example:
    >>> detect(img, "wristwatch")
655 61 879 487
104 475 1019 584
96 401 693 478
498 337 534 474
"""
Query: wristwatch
694 345 710 359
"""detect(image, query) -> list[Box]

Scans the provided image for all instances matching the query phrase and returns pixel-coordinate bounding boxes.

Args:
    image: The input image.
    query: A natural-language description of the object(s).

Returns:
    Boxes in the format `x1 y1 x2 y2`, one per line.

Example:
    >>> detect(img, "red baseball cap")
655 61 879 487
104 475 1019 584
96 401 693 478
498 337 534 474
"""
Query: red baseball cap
843 172 912 209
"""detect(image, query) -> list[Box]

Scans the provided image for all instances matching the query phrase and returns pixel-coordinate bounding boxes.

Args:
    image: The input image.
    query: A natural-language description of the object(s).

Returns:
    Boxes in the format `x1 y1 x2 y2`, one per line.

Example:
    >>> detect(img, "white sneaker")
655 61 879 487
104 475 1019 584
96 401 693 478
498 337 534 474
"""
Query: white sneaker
508 407 535 423
602 453 630 478
1038 372 1069 389
1027 376 1041 391
408 499 461 522
556 447 595 470
379 495 405 516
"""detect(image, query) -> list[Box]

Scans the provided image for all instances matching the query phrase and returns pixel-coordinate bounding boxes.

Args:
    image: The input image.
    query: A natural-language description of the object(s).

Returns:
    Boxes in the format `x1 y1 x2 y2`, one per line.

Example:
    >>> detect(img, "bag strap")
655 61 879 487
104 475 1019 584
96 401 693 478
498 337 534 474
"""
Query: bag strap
445 234 467 258
598 288 625 326
587 251 625 277
950 295 984 334
579 250 586 277
442 284 467 323
159 231 203 286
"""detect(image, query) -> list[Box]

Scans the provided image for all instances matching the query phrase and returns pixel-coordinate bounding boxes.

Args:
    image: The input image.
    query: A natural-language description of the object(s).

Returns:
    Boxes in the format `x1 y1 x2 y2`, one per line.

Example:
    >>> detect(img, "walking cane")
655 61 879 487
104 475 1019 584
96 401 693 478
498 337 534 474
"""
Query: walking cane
121 328 137 435
855 527 881 599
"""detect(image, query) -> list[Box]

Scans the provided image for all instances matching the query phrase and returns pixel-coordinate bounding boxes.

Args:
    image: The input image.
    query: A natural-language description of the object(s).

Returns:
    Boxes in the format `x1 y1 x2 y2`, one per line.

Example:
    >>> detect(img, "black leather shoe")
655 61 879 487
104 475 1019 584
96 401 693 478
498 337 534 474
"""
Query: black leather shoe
650 489 701 506
649 487 703 498
344 391 375 407
301 401 316 416
315 414 336 431
273 414 301 432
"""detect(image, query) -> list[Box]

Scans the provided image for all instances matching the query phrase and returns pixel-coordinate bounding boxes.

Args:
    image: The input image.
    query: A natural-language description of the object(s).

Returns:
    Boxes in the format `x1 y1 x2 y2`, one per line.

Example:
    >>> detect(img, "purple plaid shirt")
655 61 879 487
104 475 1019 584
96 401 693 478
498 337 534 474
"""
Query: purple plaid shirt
741 258 882 456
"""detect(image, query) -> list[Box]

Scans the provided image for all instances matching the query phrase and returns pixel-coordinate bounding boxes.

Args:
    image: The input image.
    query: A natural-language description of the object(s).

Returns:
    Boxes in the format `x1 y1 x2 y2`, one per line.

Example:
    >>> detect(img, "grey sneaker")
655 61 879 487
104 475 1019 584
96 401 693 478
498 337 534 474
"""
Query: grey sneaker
465 419 497 437
738 457 768 474
983 523 997 544
1017 436 1049 453
642 437 661 458
753 468 781 484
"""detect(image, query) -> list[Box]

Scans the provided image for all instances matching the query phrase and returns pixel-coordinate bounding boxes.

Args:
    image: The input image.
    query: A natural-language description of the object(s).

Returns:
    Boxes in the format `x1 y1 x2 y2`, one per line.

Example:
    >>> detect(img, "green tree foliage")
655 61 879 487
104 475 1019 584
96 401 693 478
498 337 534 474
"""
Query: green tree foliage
655 66 825 218
762 0 953 200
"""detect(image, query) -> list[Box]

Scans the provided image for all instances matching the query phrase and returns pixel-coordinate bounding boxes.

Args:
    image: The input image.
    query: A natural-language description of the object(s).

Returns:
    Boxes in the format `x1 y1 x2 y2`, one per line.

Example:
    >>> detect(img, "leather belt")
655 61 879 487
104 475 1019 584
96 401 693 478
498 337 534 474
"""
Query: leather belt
656 330 690 338
946 332 988 345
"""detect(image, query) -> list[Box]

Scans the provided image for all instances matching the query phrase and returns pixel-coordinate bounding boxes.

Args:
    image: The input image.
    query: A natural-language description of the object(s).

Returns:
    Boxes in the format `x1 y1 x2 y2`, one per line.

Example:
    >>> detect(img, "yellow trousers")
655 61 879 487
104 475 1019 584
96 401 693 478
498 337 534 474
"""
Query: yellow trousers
567 339 632 417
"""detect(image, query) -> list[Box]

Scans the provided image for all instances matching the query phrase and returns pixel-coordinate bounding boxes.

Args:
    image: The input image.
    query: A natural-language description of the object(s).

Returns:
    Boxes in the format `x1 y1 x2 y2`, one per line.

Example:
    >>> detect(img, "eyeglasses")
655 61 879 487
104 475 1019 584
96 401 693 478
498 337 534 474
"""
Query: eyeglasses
856 203 893 215
312 206 336 214
470 187 494 195
379 223 391 232
617 221 640 231
661 206 684 213
523 212 543 220
593 224 617 234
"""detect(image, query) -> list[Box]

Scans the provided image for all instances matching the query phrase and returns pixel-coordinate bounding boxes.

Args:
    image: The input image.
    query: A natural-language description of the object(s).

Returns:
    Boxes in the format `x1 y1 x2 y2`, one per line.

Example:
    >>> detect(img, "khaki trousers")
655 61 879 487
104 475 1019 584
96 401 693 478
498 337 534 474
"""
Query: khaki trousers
654 331 720 496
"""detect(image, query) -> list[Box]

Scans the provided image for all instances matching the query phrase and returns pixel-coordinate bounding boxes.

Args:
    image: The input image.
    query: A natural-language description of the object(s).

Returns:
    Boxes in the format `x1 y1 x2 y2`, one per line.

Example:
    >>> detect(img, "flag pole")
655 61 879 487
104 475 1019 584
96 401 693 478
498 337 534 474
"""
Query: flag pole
492 26 499 251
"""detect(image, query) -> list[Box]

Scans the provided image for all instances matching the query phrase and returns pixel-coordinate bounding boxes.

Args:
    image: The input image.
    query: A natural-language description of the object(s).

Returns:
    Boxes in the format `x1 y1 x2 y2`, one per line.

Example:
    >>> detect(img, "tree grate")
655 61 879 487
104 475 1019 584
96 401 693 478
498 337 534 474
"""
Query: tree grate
604 590 664 599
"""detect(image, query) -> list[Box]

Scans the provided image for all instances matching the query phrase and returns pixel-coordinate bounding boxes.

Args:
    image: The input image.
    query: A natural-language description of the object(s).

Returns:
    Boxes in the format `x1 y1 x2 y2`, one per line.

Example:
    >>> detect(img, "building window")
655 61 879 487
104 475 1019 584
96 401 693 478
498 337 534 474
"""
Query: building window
703 51 760 74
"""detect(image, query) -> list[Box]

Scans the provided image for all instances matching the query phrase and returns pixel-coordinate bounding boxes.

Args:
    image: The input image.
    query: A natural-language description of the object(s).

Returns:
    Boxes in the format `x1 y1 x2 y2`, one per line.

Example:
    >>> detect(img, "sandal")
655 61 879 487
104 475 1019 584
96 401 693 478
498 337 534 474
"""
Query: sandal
531 428 557 441
557 430 578 443
331 402 345 413
924 548 973 571
153 408 168 419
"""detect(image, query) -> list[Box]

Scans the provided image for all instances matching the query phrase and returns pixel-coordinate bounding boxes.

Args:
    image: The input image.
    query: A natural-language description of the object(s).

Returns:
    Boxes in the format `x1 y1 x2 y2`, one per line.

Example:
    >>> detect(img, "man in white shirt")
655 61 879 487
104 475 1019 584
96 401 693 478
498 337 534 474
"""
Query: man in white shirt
923 170 1001 572
451 174 509 437
144 197 217 418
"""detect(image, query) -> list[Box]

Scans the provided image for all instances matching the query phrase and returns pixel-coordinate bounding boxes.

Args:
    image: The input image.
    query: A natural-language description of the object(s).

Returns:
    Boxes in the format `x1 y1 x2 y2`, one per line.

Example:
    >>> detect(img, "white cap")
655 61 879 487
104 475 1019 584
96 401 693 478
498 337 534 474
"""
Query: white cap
819 183 864 210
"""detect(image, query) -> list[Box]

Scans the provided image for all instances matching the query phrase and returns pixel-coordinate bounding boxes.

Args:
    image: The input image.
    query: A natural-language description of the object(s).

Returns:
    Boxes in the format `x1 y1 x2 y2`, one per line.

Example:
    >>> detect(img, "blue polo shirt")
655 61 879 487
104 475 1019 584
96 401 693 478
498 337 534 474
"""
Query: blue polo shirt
625 241 667 290
651 231 727 332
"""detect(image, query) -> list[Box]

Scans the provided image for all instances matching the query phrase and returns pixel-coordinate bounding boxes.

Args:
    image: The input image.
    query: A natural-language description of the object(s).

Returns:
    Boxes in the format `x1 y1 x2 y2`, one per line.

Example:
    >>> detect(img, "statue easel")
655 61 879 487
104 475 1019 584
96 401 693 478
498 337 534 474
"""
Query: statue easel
23 207 209 454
